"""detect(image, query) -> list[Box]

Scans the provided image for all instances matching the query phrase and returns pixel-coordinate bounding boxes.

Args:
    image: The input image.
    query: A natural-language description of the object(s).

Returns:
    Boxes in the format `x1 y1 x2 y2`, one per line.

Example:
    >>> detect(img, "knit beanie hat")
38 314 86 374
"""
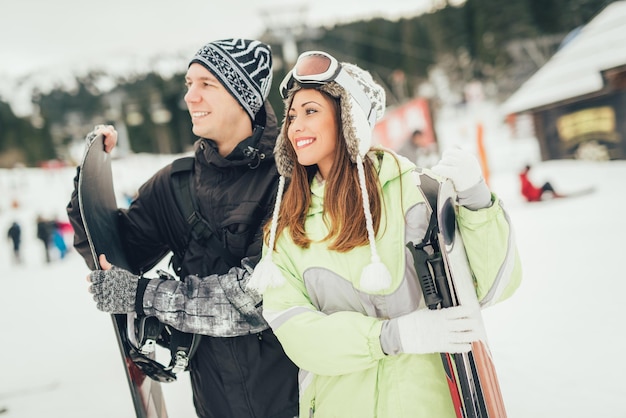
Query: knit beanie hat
248 57 392 294
189 38 273 121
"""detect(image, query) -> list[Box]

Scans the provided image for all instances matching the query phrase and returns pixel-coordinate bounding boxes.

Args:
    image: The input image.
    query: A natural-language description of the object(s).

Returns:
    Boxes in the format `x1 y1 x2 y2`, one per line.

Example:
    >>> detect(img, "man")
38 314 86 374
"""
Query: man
7 221 21 264
396 129 440 168
36 215 55 263
67 38 298 418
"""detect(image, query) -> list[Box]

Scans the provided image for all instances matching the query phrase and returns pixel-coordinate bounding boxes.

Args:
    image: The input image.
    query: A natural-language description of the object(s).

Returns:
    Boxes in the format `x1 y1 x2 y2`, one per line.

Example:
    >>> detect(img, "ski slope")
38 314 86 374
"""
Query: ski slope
0 146 623 417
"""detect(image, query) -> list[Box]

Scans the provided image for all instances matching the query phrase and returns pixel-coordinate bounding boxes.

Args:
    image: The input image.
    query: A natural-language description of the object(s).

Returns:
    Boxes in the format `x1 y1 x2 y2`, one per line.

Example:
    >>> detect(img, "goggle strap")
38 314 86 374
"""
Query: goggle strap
279 69 293 99
334 71 374 125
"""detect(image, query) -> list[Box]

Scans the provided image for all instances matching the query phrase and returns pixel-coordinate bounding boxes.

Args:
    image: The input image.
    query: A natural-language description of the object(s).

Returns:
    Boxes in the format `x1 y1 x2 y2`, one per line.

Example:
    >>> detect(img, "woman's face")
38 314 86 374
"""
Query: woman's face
286 89 339 179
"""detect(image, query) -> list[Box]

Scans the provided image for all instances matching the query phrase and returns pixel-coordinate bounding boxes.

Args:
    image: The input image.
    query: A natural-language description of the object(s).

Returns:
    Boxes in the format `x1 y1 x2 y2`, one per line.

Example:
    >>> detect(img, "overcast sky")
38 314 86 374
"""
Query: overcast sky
0 0 433 78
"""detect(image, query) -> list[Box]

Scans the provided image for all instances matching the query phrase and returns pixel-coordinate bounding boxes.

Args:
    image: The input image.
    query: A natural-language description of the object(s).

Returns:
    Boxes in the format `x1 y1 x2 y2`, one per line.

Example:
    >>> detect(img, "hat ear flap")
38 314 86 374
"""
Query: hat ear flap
274 85 301 178
274 132 293 177
348 95 372 157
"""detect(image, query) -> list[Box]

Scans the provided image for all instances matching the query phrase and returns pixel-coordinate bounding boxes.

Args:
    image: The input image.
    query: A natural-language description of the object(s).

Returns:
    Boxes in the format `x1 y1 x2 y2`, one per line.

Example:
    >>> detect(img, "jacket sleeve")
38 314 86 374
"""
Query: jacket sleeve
261 241 387 376
457 193 522 307
140 258 268 337
66 164 173 274
115 167 177 274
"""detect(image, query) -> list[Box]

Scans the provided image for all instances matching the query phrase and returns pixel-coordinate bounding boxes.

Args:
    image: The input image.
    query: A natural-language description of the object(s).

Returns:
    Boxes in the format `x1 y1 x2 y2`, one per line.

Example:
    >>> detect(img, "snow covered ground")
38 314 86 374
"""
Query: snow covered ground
0 131 624 417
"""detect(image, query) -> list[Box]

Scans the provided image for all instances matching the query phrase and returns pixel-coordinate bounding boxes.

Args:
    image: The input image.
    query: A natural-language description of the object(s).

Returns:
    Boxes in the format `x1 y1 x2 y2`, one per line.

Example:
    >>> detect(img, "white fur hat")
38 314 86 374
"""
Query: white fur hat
274 63 386 177
248 58 391 294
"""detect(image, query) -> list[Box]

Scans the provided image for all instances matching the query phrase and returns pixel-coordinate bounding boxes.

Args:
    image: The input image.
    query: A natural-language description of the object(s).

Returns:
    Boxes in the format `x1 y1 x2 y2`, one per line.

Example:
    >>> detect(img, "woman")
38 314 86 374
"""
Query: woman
248 51 522 417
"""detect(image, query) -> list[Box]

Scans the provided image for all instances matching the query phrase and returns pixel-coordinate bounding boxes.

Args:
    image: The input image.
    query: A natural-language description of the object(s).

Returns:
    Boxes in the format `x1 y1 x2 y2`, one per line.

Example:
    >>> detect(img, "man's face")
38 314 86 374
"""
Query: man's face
184 63 250 145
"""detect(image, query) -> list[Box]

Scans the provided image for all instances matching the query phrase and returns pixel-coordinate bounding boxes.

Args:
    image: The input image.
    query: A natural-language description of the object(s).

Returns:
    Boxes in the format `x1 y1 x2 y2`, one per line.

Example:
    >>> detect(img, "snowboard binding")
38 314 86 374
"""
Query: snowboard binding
128 313 201 383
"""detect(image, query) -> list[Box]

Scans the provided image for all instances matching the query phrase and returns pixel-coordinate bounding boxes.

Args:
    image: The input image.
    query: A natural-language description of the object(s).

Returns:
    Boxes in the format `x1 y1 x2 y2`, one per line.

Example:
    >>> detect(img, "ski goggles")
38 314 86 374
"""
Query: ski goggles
279 51 377 128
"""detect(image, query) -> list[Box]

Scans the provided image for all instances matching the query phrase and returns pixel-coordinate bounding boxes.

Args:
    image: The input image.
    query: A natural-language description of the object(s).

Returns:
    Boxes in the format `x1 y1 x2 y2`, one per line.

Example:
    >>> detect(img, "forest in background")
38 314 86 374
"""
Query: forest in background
0 0 614 167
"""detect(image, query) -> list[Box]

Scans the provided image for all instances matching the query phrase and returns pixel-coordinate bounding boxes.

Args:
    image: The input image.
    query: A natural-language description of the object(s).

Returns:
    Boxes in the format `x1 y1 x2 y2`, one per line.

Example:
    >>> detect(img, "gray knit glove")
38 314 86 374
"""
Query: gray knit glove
218 259 266 327
88 266 139 313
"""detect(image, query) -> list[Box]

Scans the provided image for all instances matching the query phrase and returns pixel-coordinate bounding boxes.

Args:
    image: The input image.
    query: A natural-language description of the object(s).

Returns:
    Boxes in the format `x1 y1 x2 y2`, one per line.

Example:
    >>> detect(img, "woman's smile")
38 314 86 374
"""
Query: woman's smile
295 137 316 149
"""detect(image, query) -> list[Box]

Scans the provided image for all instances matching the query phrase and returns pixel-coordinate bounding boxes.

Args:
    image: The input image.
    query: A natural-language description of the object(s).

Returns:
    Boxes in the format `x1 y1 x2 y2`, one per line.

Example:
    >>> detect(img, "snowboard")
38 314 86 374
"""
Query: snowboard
411 173 507 418
78 134 168 418
552 186 596 200
523 186 596 203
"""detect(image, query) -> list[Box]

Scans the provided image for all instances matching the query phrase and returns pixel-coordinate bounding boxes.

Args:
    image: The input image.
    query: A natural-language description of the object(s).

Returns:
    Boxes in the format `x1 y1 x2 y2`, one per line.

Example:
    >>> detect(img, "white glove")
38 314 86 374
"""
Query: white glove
393 305 482 354
431 147 491 209
431 147 483 192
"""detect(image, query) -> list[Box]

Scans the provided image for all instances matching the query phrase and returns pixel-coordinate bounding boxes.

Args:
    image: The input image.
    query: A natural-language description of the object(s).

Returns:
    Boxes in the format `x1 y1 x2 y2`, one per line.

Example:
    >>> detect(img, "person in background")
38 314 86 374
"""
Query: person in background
67 38 298 418
396 128 440 168
36 215 54 263
519 164 561 201
7 221 22 264
247 51 522 417
52 218 68 259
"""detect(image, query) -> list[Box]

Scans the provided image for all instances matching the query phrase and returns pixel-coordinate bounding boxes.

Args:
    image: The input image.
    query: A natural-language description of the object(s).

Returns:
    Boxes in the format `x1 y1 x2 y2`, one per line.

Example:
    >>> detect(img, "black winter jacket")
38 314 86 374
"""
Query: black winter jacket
67 103 298 418
69 105 279 279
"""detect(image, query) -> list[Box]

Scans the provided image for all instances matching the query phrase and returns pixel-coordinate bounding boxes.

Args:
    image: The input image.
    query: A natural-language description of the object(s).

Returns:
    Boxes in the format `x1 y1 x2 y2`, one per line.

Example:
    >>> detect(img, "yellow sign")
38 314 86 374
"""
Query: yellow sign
556 106 618 144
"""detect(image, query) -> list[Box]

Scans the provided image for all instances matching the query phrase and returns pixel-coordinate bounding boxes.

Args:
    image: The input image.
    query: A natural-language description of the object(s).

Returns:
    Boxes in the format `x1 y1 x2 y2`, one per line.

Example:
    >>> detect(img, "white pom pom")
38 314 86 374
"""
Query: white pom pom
359 261 392 292
246 259 286 294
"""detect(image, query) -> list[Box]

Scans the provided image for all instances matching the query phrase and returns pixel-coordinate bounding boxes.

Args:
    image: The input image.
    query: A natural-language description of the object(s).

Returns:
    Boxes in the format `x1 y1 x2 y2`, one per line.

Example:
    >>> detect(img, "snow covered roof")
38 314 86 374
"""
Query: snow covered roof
501 1 626 115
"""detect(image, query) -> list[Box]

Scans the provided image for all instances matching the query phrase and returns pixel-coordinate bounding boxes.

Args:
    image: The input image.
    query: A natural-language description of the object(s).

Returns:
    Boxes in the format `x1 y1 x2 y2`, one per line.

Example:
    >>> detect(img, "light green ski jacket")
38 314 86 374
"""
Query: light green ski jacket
262 151 522 418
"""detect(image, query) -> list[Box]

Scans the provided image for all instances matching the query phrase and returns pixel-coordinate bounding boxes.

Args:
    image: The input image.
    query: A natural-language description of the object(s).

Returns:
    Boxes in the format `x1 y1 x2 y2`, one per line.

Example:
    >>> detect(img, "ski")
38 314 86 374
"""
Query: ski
77 134 168 418
409 172 507 418
553 186 596 200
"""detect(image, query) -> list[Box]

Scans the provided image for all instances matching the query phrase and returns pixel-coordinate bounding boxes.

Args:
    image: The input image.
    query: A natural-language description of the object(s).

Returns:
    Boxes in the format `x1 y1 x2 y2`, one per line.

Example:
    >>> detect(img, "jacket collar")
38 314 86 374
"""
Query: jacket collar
196 101 278 169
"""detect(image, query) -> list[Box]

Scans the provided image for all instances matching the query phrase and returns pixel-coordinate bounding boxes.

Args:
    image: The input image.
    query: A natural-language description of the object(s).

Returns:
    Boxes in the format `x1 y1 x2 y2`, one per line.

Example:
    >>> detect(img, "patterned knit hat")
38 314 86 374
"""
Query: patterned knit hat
248 56 392 294
189 38 273 121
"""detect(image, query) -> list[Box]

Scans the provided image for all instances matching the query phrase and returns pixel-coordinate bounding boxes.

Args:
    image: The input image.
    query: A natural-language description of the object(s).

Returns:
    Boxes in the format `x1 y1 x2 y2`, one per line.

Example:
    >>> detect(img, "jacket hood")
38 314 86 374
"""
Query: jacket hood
195 100 278 169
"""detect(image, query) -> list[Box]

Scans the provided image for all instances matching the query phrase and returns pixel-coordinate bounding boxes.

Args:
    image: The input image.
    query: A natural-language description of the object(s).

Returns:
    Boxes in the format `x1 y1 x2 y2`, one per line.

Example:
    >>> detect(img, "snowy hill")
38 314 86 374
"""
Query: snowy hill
0 146 624 417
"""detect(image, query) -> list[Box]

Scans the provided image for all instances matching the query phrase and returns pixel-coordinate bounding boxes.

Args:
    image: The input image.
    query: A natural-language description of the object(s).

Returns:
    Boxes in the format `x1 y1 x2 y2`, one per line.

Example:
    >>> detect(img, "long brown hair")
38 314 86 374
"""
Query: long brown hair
270 89 383 252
